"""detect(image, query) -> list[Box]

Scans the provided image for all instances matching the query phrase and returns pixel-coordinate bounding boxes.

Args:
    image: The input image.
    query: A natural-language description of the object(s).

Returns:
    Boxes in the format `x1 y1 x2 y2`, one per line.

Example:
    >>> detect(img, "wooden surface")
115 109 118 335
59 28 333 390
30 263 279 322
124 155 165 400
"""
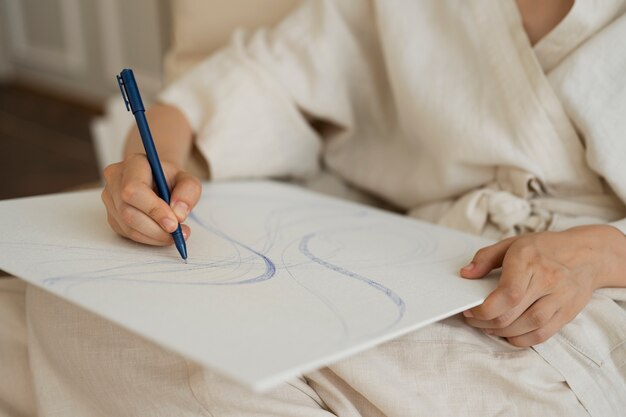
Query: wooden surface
0 83 102 200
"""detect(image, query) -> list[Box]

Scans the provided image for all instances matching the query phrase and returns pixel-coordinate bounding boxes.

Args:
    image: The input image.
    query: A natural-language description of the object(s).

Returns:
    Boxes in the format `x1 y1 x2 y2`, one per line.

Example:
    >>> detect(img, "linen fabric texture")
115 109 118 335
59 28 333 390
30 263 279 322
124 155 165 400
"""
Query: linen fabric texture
2 0 626 416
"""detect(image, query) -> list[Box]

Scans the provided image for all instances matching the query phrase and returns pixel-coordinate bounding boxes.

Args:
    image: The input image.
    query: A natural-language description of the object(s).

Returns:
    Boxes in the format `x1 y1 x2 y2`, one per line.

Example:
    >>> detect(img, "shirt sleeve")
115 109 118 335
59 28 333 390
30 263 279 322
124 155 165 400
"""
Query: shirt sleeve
158 0 379 181
610 218 626 235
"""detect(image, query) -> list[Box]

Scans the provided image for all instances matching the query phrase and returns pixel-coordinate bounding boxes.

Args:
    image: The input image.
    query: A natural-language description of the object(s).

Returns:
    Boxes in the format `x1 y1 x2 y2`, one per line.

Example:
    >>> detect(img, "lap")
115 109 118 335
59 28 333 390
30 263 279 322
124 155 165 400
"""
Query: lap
24 284 330 417
2 282 592 417
0 278 36 417
306 315 589 416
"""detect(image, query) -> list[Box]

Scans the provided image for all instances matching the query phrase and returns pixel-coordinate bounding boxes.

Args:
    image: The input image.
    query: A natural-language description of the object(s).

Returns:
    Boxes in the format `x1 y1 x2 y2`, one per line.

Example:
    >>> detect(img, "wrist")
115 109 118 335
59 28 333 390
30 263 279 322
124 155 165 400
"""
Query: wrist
592 225 626 289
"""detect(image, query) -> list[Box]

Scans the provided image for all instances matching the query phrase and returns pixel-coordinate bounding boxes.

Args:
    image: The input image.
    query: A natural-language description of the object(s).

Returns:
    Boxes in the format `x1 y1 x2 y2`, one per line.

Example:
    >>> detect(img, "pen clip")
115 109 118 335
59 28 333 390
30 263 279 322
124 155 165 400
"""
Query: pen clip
116 74 131 112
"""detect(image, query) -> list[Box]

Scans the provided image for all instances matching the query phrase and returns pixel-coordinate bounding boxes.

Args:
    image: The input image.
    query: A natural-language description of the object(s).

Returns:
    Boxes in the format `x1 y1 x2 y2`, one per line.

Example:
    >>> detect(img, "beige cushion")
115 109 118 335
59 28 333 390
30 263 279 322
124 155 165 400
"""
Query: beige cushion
164 0 299 83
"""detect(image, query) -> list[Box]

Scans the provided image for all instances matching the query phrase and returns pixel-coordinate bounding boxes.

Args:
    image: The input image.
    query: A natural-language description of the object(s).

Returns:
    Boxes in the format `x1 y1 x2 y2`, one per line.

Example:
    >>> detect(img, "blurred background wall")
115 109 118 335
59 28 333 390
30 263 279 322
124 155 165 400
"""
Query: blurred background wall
0 0 298 199
0 0 170 102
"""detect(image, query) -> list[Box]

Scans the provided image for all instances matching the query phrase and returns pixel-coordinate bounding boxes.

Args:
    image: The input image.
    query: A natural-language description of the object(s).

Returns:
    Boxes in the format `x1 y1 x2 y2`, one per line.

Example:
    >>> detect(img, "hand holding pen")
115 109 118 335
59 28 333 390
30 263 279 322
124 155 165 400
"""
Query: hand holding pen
100 69 201 261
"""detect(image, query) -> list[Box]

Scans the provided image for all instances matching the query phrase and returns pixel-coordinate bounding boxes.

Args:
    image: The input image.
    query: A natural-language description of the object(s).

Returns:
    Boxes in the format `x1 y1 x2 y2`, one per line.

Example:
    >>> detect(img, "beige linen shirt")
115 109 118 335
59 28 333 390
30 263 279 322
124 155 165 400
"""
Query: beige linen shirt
159 0 626 415
5 2 626 416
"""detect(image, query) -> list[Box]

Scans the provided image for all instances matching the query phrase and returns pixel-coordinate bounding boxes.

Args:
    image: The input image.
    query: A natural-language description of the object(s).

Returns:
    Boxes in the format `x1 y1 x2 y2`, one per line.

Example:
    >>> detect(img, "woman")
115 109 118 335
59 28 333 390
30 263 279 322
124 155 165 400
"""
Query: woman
9 0 626 416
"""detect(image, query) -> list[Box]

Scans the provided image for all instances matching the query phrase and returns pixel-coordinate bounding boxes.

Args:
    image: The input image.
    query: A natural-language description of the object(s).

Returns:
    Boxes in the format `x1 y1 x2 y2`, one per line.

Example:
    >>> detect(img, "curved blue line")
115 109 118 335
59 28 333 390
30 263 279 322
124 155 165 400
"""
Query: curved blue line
189 212 275 284
280 237 350 337
298 233 406 328
38 210 277 289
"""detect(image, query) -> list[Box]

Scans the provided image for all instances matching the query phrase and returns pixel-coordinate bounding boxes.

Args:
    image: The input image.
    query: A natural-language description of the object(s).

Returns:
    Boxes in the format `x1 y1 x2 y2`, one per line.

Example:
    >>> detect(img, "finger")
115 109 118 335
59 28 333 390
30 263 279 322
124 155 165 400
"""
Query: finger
122 225 174 247
487 295 560 337
106 207 165 246
112 208 191 246
180 224 191 240
464 250 533 320
464 266 552 329
106 212 125 237
111 209 174 246
101 187 114 212
102 188 124 236
117 203 175 243
107 155 152 202
105 188 172 246
120 221 190 246
102 162 122 186
461 237 516 279
169 171 202 222
506 309 567 347
118 178 179 234
464 293 530 329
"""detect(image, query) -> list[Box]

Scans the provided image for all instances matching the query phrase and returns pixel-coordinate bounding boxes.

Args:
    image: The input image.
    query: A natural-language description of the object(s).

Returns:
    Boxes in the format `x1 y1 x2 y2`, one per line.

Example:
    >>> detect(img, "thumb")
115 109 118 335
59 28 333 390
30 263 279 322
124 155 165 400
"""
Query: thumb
169 171 202 223
460 237 516 279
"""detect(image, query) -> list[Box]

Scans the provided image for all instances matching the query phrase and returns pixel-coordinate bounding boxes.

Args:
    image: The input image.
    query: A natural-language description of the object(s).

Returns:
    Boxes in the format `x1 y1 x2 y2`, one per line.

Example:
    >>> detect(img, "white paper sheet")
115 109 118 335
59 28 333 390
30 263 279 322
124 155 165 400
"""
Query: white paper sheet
0 180 498 390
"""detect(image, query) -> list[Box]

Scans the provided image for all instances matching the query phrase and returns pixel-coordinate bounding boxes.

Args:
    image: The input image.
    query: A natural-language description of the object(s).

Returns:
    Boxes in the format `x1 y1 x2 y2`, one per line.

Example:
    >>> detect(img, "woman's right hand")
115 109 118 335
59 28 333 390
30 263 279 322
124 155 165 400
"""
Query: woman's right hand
101 153 202 246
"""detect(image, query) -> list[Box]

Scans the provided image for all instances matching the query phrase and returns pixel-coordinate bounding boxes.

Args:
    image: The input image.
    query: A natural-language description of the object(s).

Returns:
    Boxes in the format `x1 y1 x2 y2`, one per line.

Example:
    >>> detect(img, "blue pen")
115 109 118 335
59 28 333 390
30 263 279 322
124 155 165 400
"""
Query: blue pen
116 68 188 262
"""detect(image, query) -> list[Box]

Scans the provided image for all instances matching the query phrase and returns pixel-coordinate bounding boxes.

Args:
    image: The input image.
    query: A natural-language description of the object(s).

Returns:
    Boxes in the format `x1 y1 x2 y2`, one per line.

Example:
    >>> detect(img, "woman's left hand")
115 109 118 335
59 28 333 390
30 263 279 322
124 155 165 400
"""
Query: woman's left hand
460 224 626 347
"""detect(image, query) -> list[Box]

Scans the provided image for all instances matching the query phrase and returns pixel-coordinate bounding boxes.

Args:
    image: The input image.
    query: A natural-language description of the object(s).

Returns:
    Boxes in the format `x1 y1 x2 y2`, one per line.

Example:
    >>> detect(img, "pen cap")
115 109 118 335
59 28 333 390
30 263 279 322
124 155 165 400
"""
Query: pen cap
118 69 145 113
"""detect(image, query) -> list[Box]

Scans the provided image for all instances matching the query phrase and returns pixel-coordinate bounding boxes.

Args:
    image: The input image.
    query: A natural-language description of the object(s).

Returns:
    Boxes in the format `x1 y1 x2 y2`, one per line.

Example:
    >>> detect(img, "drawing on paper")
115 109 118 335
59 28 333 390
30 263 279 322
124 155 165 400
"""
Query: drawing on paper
0 181 498 390
1 184 475 340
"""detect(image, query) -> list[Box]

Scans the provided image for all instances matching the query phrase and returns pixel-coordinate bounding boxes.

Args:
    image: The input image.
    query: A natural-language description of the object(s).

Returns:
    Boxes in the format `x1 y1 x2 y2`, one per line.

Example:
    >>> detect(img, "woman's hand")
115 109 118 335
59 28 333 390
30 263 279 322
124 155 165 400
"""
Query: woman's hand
460 225 626 347
101 153 202 246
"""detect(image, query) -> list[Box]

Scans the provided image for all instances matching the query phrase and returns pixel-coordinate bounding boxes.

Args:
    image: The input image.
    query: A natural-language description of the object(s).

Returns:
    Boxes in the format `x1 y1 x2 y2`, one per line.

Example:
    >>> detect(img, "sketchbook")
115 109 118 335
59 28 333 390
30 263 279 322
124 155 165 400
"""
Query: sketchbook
0 180 498 390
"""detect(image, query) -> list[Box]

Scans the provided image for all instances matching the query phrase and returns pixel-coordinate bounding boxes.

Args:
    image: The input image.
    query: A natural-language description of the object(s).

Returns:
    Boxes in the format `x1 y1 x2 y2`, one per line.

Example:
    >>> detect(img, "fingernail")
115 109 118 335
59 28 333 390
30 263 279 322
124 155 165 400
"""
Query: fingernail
172 202 189 220
462 262 475 271
483 329 494 335
162 217 177 232
182 229 189 239
463 310 474 318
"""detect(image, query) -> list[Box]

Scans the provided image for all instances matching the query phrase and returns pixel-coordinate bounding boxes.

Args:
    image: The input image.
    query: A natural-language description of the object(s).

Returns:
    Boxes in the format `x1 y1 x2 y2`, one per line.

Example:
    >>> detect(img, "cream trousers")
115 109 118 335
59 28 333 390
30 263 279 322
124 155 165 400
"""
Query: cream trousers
1 277 596 417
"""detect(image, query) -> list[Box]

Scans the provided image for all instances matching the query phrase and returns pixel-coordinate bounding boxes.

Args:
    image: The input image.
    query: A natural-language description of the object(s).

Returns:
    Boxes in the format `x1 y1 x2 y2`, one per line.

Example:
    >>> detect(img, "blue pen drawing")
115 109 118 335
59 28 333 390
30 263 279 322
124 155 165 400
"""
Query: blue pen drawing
299 232 406 330
0 185 476 341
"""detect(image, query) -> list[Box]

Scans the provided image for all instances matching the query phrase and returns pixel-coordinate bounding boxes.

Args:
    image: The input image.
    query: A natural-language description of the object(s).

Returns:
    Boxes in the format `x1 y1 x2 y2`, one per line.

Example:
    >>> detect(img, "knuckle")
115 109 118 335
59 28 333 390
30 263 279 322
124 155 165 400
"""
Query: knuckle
147 204 164 220
530 329 549 345
189 179 202 197
102 163 117 180
503 288 523 306
529 253 545 267
189 174 201 186
120 206 136 226
516 242 537 259
474 247 489 262
176 176 202 200
528 309 548 328
492 315 508 328
128 230 143 242
492 310 514 328
120 183 138 203
541 266 566 291
540 273 557 290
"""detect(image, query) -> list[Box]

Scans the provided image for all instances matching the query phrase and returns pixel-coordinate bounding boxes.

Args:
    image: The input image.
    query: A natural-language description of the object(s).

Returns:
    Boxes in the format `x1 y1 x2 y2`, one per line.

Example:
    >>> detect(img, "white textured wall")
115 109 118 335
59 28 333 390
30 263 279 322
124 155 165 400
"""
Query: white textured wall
0 0 170 103
0 0 302 104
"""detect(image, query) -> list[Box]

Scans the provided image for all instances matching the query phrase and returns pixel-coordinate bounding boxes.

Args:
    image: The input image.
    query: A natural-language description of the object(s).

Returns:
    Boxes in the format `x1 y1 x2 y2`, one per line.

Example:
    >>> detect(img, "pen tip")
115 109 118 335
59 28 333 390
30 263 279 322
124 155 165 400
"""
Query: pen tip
183 259 188 264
